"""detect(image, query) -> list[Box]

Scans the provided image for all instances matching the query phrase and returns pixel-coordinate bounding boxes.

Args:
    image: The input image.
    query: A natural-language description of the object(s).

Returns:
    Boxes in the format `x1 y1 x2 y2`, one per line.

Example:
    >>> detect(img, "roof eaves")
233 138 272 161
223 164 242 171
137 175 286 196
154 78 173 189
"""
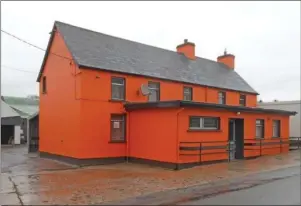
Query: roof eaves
36 24 56 82
124 100 181 111
78 64 259 95
125 100 296 115
179 101 297 116
36 21 80 82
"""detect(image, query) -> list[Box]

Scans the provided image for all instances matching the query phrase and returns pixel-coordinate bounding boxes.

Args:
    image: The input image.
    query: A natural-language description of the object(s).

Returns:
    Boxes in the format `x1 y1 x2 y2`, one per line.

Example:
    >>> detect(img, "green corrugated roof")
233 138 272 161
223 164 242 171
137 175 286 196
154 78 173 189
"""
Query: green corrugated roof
2 96 39 117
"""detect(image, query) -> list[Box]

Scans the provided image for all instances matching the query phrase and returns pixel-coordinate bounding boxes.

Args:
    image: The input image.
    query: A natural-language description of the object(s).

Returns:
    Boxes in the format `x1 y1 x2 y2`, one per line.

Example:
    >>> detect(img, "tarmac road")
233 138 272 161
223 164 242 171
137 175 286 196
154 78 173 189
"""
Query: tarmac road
105 165 301 205
180 174 301 205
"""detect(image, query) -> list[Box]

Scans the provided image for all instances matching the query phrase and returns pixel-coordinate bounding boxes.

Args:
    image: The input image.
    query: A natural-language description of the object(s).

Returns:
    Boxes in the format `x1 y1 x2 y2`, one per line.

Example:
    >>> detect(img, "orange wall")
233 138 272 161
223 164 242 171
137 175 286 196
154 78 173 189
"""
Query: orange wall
39 29 82 158
118 106 289 164
40 28 261 161
177 108 290 163
128 108 178 163
78 100 127 158
79 68 257 105
75 68 257 159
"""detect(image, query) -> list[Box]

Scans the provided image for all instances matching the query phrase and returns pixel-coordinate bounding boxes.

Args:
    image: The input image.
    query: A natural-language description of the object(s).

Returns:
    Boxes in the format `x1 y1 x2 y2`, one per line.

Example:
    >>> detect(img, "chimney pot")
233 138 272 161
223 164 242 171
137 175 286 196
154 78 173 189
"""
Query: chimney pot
184 39 188 43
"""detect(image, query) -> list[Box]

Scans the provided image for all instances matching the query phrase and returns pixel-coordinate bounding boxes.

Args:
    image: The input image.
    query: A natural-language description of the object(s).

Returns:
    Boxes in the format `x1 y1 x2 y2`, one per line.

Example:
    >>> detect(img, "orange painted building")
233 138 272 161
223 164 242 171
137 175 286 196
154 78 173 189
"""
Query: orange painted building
37 21 296 169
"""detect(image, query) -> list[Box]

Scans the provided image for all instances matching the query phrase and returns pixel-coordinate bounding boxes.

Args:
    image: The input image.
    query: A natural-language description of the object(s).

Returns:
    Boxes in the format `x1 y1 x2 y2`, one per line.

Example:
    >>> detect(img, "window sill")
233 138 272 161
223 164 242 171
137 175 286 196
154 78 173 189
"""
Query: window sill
109 99 126 103
187 129 222 132
108 141 127 144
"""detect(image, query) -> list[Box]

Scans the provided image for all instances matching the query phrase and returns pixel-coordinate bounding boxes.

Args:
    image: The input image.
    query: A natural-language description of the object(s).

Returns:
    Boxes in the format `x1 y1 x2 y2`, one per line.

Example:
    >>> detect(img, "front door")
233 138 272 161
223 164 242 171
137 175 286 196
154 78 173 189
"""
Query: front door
228 118 244 160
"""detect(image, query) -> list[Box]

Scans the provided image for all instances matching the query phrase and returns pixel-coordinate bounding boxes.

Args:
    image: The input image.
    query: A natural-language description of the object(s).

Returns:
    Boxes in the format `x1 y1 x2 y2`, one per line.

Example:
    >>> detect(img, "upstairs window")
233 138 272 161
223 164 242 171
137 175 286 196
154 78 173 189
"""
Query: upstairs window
218 91 226 104
148 82 160 102
111 77 125 100
42 76 47 94
272 120 281 138
189 116 220 130
239 94 246 106
183 86 193 101
255 119 264 138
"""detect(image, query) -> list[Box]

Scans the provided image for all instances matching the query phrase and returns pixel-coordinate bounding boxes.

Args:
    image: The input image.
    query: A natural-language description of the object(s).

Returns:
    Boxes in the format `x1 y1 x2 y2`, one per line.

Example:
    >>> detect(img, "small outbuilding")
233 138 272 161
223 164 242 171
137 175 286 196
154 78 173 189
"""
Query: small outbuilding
1 100 22 145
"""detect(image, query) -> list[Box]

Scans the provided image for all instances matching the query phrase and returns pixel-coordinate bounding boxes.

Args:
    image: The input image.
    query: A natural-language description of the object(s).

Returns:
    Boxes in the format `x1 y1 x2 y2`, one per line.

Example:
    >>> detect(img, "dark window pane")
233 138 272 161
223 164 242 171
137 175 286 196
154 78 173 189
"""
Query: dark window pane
42 76 47 93
183 87 192 101
148 82 159 89
189 117 200 128
203 118 218 128
112 78 124 85
111 114 124 121
189 117 219 129
239 94 246 106
111 115 125 142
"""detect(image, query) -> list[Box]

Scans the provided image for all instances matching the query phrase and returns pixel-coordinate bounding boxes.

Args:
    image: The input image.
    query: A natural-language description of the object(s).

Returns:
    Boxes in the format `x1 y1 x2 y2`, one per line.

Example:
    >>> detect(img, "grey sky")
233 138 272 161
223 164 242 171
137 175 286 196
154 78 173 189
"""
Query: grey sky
1 1 300 101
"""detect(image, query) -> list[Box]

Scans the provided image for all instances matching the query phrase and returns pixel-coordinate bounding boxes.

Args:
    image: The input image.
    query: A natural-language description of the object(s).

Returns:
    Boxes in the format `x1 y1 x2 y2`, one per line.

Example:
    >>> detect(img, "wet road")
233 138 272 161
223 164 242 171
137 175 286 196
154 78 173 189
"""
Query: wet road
1 146 300 205
107 165 300 205
180 174 301 205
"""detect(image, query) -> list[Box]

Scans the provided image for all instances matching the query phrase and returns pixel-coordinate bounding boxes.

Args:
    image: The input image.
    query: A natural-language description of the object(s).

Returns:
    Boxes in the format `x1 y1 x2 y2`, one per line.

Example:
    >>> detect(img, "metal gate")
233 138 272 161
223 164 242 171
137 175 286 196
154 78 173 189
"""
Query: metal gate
228 141 236 161
29 136 39 152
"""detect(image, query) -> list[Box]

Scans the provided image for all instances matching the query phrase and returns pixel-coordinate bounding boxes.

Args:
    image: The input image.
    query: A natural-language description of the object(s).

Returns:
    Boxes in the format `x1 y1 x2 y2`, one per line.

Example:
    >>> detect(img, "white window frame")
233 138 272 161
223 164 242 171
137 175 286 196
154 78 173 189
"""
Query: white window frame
239 94 246 106
189 116 220 130
272 120 280 138
183 86 193 101
218 91 226 104
111 77 125 100
148 82 160 102
255 119 264 138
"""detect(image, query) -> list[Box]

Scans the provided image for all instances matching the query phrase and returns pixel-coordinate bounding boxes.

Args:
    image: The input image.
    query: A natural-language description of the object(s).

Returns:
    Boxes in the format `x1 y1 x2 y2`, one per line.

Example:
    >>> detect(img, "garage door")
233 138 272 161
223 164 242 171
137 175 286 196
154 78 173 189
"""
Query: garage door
1 125 14 144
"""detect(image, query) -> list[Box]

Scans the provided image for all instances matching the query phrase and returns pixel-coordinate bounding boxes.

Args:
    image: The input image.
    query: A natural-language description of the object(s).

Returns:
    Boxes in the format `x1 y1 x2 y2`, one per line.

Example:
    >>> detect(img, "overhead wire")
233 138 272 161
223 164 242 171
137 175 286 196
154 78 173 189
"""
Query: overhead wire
1 29 73 61
1 29 74 77
1 65 38 74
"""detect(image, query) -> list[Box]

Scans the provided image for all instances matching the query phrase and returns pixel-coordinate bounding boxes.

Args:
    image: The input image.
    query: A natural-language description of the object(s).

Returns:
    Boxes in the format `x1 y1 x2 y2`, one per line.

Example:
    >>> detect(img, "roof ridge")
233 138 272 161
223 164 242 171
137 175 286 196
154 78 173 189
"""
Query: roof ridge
54 20 219 64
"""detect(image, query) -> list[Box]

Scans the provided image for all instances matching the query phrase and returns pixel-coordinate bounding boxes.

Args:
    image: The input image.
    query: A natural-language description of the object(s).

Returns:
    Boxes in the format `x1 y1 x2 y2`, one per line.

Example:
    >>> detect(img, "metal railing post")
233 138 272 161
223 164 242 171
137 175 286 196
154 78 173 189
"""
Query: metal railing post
228 141 230 162
199 143 202 164
259 139 262 156
280 138 282 153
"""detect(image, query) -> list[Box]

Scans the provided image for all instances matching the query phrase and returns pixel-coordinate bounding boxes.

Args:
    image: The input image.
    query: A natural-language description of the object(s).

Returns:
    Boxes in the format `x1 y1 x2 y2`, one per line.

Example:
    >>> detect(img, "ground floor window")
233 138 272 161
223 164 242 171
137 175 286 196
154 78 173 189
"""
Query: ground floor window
272 120 280 138
110 114 126 142
189 116 220 130
255 119 264 138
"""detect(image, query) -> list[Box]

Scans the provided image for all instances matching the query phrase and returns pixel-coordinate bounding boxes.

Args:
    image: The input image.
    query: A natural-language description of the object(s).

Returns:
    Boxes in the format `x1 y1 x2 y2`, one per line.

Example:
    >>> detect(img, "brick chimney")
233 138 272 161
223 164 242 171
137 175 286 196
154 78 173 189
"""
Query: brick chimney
217 49 235 69
176 39 196 60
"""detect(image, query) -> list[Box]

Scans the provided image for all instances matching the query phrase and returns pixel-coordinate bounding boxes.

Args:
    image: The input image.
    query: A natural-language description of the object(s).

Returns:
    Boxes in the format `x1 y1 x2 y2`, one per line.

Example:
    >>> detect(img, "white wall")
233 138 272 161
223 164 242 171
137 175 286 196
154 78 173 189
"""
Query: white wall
14 125 21 144
258 101 301 138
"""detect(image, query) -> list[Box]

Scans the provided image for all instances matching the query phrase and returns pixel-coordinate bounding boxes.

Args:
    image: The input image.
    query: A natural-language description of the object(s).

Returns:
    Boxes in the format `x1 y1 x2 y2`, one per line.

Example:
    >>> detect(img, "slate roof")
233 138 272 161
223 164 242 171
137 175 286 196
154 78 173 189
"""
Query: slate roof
38 21 258 94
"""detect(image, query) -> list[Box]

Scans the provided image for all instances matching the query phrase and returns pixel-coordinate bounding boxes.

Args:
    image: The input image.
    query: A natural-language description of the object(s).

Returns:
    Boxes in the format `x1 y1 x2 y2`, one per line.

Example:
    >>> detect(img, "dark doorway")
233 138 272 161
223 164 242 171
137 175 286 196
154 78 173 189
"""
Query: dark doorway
1 125 14 144
228 118 244 160
29 114 39 152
